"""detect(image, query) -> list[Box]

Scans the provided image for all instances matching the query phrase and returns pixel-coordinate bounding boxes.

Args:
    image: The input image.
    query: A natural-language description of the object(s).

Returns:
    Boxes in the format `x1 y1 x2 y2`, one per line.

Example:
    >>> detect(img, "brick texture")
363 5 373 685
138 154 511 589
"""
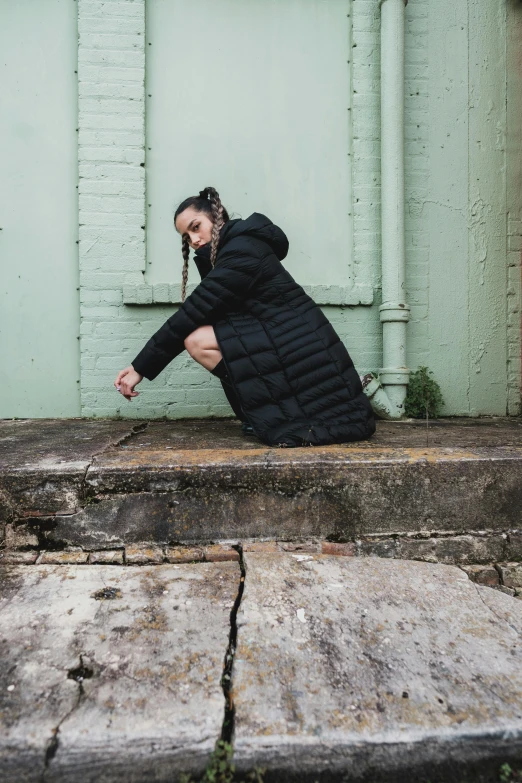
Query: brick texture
507 213 521 415
77 0 387 418
78 0 147 418
77 0 518 418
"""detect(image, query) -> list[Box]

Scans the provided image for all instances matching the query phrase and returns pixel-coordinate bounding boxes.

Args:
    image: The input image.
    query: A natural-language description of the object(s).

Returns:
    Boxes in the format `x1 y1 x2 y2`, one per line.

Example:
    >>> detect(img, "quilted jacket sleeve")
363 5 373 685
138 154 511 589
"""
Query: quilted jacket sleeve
131 239 263 380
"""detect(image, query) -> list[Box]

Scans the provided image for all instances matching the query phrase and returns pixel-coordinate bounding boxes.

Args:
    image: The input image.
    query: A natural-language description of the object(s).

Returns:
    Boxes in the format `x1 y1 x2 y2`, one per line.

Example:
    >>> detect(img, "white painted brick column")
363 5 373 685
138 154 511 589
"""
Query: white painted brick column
78 0 147 416
352 0 430 372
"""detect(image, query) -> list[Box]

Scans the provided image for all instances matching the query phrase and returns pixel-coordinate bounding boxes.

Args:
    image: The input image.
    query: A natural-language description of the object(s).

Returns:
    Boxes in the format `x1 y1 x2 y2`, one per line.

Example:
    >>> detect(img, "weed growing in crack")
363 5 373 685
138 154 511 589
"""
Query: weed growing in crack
179 740 265 783
499 763 522 782
178 547 265 783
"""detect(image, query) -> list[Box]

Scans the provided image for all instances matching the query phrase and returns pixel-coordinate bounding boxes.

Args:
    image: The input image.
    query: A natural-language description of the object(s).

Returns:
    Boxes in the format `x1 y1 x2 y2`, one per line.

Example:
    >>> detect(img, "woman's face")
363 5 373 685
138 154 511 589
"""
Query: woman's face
175 206 213 251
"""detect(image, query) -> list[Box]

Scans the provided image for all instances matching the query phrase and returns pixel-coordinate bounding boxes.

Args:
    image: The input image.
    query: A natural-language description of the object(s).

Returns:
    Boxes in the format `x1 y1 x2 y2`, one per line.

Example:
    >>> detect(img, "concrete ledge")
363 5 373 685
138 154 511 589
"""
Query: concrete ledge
1 419 521 550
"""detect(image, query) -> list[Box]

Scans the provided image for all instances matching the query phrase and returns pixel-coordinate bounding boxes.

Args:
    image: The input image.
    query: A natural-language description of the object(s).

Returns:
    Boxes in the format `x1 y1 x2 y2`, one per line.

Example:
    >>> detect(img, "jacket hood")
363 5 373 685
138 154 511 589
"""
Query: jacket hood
196 213 289 262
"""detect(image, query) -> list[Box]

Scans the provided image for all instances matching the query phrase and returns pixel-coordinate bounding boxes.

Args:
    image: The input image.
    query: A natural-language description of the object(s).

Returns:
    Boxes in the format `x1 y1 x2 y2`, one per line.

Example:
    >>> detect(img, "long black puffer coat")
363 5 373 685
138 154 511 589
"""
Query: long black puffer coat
132 213 376 447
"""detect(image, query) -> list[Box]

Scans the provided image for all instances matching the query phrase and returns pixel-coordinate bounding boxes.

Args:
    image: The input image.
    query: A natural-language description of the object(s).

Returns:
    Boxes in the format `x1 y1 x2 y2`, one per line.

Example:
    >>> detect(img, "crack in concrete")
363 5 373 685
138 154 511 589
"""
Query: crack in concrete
41 654 90 781
472 582 521 639
80 421 150 504
220 544 245 745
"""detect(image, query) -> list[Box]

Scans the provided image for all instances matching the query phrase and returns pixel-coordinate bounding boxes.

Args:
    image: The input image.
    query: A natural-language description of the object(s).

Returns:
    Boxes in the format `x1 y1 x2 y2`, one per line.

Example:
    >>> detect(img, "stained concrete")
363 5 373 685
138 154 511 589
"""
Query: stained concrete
233 554 522 782
0 420 144 520
2 555 522 781
1 418 522 548
0 562 239 783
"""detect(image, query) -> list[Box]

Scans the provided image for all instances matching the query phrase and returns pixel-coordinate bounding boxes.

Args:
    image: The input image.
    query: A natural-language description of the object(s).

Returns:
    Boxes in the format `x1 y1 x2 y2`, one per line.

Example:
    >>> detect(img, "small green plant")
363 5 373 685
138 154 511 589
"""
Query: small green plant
201 741 234 783
500 763 513 783
404 366 444 419
178 740 265 783
499 763 522 783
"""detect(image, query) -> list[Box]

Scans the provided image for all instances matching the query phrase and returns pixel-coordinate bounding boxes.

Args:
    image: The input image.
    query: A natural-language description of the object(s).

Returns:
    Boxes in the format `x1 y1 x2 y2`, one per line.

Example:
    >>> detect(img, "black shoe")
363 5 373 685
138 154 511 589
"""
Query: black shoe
241 422 255 436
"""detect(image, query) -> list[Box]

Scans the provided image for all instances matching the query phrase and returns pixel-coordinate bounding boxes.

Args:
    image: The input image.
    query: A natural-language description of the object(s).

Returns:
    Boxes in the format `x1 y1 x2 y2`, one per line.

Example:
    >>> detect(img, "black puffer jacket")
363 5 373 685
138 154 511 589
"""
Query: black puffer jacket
132 213 375 447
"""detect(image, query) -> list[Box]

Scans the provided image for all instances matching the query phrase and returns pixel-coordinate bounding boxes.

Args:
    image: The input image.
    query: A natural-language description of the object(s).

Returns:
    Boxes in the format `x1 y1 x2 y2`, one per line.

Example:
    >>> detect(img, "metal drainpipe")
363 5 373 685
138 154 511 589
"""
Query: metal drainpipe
364 0 410 420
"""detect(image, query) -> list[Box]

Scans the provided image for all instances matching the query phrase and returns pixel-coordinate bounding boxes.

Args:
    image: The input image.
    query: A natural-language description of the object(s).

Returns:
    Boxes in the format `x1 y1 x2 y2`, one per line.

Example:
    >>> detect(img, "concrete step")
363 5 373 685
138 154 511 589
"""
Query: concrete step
1 418 521 567
1 554 522 782
0 560 239 782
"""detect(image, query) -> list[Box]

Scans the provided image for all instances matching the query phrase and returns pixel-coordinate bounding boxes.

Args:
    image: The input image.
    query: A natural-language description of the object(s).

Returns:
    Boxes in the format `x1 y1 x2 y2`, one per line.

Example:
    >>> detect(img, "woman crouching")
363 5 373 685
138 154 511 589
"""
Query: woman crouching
114 187 375 448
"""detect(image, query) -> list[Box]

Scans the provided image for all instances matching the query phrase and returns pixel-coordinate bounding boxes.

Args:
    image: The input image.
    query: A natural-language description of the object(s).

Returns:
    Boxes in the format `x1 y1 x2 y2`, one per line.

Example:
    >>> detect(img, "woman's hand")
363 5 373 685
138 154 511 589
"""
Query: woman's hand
114 366 143 401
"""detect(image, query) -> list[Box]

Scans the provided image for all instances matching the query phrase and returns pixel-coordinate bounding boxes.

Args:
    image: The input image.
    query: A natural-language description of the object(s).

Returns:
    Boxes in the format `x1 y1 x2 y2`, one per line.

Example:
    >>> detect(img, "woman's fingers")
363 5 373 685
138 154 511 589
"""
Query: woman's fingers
114 367 130 388
114 367 142 400
119 378 140 400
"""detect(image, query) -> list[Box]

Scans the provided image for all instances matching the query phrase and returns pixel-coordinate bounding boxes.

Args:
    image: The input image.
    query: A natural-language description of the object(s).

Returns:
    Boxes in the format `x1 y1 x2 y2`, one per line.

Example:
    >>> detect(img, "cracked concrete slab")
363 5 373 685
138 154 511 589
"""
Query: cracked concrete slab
2 419 522 546
233 554 522 782
0 420 146 521
40 447 522 548
0 562 239 782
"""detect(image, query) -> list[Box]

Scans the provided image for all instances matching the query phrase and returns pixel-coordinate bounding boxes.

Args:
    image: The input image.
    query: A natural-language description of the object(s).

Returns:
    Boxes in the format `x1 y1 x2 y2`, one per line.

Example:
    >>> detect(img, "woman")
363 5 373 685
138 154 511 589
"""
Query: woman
114 187 375 447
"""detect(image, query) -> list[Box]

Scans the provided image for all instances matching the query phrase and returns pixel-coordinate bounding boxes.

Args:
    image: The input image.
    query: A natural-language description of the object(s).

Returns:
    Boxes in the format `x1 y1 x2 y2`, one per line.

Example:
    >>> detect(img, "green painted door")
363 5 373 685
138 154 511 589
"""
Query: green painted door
0 0 80 417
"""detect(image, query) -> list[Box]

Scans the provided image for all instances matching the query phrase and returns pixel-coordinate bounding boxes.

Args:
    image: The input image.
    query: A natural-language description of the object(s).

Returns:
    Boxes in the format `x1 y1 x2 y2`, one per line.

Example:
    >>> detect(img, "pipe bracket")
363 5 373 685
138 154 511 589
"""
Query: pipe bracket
379 303 411 323
379 367 410 386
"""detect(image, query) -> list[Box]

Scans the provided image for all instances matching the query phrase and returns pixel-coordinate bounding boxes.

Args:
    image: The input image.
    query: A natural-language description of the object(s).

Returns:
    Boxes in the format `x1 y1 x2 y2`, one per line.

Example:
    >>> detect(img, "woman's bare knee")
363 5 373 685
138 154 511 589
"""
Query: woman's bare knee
185 326 221 369
184 331 201 358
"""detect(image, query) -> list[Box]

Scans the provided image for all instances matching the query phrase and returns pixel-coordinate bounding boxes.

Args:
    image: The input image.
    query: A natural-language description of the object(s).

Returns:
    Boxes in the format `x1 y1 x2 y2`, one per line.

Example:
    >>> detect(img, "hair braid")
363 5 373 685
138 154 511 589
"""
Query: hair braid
174 186 230 299
180 236 190 303
205 187 226 267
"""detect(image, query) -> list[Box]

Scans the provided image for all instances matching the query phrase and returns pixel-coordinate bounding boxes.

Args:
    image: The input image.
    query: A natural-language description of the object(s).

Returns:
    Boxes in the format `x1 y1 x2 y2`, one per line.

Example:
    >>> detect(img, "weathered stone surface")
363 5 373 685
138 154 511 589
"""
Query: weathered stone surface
80 445 522 545
0 563 238 782
0 420 143 523
321 541 356 556
493 584 517 596
506 533 522 561
3 418 522 548
204 544 240 562
278 540 321 553
358 537 399 558
125 544 164 565
37 550 89 565
460 564 500 586
242 540 280 554
233 554 522 781
4 522 39 549
164 546 204 563
0 550 39 564
88 550 124 565
497 562 522 589
399 534 505 564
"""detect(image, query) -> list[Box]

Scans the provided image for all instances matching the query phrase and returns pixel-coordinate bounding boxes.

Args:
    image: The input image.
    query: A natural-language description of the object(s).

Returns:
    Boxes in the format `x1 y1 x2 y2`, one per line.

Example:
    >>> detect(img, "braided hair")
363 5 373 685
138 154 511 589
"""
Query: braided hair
174 187 230 302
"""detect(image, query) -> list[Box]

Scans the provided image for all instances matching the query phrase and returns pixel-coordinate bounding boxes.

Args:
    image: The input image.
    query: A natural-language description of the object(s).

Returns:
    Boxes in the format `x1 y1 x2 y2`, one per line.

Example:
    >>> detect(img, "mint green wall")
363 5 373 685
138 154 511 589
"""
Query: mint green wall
0 0 80 418
426 0 511 415
2 0 520 420
79 0 520 418
146 0 355 291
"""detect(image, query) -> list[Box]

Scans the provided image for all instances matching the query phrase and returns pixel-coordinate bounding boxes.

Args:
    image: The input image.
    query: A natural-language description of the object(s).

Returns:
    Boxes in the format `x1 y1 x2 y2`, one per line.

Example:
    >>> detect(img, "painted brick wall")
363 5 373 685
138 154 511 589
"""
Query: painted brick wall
78 0 391 420
507 213 522 415
506 0 522 416
78 0 147 417
403 0 430 371
77 0 519 419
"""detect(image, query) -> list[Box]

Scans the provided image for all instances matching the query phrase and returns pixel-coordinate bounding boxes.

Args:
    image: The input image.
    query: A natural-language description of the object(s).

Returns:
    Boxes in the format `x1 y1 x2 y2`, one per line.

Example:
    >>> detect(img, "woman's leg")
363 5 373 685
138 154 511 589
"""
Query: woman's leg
184 326 245 421
184 325 222 371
